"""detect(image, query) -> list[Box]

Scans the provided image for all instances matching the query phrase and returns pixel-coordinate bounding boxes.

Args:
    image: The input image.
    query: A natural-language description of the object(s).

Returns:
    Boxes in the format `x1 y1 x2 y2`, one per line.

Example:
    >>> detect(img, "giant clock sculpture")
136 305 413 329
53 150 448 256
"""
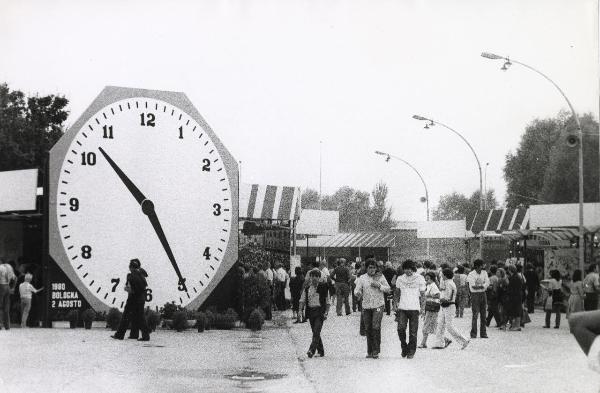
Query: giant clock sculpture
49 86 238 312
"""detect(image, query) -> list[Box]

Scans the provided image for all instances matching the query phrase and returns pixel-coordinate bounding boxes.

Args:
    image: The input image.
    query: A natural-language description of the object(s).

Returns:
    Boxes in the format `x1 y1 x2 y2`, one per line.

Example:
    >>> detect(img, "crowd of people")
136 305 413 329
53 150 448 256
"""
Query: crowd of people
0 257 44 330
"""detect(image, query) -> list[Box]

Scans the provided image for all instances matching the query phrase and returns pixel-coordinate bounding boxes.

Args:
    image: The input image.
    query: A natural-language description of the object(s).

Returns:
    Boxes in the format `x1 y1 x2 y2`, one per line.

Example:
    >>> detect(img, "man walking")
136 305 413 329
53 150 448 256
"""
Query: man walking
331 258 351 316
524 263 539 313
382 261 396 315
467 259 490 339
300 269 330 358
395 259 426 359
111 259 150 341
355 259 390 359
0 259 16 330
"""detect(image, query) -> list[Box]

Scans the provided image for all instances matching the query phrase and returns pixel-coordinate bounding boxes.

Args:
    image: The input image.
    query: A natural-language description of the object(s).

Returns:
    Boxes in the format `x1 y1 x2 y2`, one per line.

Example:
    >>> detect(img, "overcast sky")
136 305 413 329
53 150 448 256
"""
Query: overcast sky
1 0 598 221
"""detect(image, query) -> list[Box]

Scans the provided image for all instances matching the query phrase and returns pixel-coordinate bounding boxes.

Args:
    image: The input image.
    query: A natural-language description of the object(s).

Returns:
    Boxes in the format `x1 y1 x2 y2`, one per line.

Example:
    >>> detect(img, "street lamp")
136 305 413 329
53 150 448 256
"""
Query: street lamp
481 51 585 273
484 162 490 209
375 150 430 258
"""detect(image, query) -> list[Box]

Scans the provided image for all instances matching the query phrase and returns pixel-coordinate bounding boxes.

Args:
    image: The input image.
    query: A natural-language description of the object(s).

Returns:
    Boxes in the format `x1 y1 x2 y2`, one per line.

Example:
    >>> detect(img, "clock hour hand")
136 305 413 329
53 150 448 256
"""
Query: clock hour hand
141 200 187 292
98 147 146 204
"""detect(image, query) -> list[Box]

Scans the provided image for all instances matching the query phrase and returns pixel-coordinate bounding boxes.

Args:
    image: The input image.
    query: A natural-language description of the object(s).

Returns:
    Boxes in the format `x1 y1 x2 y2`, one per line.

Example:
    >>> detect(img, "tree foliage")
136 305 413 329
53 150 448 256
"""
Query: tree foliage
432 189 498 220
301 182 397 231
504 112 599 207
0 83 68 179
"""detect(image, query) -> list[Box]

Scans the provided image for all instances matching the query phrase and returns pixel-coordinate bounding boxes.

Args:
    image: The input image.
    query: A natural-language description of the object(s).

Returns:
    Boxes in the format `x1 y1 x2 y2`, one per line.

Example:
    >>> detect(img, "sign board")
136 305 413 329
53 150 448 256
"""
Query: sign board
527 239 571 248
530 203 600 228
544 248 578 278
296 209 339 236
0 169 38 212
417 220 467 239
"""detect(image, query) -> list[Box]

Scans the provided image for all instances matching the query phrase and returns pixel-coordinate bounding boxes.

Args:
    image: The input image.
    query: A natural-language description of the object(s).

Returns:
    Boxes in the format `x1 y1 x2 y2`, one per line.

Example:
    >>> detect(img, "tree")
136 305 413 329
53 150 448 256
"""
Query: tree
369 181 396 230
0 83 69 180
503 111 599 207
433 189 498 220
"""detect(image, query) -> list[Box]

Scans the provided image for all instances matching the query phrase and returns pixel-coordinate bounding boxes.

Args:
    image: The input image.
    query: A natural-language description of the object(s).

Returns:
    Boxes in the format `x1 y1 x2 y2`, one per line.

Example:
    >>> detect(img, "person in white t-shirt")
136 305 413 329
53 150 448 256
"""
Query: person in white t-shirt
395 259 426 359
19 273 43 328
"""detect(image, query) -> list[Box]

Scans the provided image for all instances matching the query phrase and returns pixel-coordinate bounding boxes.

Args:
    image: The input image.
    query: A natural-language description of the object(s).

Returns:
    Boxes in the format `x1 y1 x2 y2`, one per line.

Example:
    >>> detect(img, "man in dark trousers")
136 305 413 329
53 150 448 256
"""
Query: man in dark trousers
300 269 330 358
331 258 351 316
524 263 539 313
111 259 150 341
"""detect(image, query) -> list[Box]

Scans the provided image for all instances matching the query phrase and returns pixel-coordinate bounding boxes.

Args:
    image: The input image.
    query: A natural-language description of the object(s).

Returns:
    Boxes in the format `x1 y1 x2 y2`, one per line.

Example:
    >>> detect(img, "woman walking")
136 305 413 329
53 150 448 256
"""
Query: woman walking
419 272 440 348
496 267 509 329
504 265 523 331
567 270 585 318
432 269 470 350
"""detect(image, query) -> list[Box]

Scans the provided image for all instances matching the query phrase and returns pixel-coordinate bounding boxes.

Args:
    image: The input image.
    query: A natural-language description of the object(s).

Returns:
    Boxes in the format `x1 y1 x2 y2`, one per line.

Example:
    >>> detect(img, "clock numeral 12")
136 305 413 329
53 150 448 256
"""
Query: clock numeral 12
102 125 114 139
81 152 96 166
111 278 120 292
140 113 156 127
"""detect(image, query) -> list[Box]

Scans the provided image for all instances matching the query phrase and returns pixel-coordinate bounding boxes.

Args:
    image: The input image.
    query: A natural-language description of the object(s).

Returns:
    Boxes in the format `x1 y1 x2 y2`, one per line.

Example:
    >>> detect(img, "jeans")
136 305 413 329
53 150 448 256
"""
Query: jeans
470 292 487 337
435 305 468 347
397 309 419 355
0 284 10 329
20 297 32 328
335 283 351 315
307 307 324 354
362 307 384 355
546 304 561 328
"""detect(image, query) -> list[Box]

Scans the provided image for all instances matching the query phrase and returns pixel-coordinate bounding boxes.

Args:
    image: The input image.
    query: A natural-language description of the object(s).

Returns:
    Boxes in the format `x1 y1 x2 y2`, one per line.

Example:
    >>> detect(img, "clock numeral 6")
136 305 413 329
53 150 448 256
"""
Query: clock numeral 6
202 158 210 172
102 125 114 139
213 203 221 216
81 152 96 166
81 245 92 259
140 113 156 127
145 288 153 302
111 278 120 292
69 198 79 211
203 247 211 260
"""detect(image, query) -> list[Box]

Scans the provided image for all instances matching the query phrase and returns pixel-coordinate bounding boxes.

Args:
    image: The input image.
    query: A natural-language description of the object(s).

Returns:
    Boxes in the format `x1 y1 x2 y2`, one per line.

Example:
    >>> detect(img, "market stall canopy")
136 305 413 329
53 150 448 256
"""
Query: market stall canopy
467 208 530 235
299 232 396 248
239 183 300 221
296 209 339 236
417 220 467 239
0 169 38 213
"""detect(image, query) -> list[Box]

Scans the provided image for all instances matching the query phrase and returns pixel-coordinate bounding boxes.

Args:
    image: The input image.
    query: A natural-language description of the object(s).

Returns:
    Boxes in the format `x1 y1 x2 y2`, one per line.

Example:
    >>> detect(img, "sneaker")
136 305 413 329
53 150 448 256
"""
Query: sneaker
543 326 550 329
307 351 314 358
401 350 407 358
366 353 373 358
461 340 470 350
110 335 123 340
418 344 427 349
406 353 414 359
480 335 489 338
372 353 379 359
316 352 325 357
137 337 150 341
554 326 560 329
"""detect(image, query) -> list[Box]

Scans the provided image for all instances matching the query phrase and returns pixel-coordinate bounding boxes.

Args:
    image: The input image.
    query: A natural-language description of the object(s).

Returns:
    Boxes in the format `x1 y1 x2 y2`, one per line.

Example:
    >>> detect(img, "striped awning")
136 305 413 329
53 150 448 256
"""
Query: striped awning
467 208 530 235
239 183 300 221
300 232 396 248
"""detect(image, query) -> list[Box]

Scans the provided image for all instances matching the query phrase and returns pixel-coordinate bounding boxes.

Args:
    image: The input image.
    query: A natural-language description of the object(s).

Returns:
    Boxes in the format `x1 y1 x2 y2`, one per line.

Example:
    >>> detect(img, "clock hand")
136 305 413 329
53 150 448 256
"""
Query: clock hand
141 200 187 292
98 147 187 291
98 147 146 204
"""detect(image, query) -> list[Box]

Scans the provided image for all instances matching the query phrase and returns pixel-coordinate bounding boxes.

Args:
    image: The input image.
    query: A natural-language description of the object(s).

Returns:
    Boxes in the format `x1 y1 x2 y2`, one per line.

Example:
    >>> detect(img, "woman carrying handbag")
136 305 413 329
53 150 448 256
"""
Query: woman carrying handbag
419 272 440 348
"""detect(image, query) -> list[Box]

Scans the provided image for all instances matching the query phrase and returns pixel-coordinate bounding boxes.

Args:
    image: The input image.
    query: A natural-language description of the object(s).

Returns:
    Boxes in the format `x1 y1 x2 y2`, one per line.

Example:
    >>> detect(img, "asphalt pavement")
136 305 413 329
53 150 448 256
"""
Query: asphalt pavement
0 308 598 393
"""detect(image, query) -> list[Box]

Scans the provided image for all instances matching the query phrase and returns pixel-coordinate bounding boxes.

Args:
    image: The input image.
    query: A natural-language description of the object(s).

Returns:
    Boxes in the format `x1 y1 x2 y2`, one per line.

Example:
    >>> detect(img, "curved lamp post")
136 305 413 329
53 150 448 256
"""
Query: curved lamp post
481 51 585 272
412 115 485 258
375 150 430 258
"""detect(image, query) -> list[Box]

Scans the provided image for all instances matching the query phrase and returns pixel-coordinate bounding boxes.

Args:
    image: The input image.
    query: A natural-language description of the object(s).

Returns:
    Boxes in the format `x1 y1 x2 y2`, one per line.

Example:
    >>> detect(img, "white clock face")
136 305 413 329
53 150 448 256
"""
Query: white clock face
55 97 233 310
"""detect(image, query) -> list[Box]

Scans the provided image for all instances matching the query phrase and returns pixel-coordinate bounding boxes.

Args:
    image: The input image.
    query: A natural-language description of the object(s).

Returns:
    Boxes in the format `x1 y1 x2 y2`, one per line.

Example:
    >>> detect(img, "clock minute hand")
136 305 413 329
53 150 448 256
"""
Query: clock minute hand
98 147 147 205
142 201 187 291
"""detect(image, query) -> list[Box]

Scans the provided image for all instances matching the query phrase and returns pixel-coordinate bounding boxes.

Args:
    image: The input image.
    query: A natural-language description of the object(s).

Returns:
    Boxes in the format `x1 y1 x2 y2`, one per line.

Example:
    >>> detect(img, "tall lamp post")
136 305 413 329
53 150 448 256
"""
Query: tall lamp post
481 51 585 273
412 115 485 259
375 150 430 258
484 162 490 209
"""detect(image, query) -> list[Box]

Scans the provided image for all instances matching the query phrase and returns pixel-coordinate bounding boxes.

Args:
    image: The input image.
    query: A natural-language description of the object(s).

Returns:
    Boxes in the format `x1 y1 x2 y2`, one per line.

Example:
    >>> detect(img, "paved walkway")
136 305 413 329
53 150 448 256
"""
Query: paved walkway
0 309 598 393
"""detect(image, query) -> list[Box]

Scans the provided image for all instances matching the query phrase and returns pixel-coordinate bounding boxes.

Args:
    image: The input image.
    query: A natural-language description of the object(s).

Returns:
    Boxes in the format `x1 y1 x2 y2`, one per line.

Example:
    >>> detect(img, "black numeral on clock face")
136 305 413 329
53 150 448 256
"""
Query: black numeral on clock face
202 159 210 172
178 126 184 139
102 125 114 139
140 113 156 127
81 245 92 259
145 288 153 302
111 278 120 292
213 203 221 216
69 198 79 211
81 152 96 166
203 247 211 260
